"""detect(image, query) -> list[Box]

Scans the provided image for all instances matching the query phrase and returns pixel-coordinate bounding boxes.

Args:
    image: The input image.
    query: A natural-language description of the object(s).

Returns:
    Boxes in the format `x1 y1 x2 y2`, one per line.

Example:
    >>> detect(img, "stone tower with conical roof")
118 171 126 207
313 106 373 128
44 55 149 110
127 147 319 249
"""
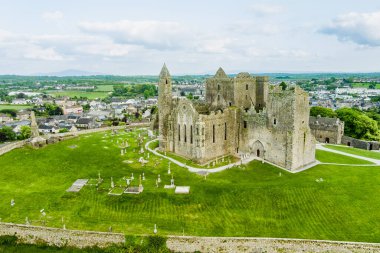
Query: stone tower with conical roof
158 64 172 151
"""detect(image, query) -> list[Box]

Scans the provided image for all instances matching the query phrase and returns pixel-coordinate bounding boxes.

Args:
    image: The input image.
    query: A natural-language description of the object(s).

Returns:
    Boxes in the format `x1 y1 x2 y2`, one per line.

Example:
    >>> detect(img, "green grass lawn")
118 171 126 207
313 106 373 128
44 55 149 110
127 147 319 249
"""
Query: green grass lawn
95 85 114 92
352 82 380 89
0 104 32 111
47 90 110 99
0 129 379 243
325 144 380 160
316 149 374 164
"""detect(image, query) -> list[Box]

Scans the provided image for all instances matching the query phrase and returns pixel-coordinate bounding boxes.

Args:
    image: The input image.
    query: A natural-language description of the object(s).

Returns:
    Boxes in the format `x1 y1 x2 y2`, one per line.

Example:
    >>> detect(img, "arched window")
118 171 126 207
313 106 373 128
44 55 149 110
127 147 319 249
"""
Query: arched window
273 118 277 125
184 124 187 142
224 122 227 140
190 125 193 144
246 84 248 90
212 124 215 143
166 79 168 84
178 124 181 141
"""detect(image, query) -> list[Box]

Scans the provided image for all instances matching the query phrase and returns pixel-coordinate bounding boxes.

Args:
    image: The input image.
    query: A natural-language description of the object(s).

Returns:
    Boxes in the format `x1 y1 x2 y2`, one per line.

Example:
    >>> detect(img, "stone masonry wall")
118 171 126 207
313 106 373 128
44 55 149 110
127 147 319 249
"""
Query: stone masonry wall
0 140 26 156
0 222 124 248
166 236 380 253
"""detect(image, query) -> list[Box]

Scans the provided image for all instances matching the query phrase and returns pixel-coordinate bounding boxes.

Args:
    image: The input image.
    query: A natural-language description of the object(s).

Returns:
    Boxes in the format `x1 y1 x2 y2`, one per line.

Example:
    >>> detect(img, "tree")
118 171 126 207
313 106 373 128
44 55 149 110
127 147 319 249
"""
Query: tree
0 109 17 117
16 93 26 99
279 82 287 90
0 126 16 142
336 107 379 140
369 83 376 89
83 104 91 112
186 93 194 100
19 126 31 140
59 128 69 133
310 106 337 118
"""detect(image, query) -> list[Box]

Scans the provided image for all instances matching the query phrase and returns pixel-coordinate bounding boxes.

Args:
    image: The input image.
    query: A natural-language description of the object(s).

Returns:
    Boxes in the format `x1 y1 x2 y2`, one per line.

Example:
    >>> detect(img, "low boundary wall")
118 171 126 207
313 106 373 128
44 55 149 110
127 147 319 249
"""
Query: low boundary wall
1 223 380 252
0 122 150 157
0 222 124 248
167 236 380 253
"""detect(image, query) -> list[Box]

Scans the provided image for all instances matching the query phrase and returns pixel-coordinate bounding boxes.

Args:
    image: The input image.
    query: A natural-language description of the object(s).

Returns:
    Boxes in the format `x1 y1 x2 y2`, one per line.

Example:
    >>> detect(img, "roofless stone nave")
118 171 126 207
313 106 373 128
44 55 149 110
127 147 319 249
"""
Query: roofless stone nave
157 64 316 171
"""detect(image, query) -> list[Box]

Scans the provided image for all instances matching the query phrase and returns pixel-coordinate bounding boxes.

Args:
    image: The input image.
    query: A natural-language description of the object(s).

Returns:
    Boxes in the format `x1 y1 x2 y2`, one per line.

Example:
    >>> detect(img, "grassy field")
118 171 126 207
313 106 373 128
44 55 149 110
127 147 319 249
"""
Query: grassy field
316 149 374 164
352 82 380 89
0 104 32 111
95 85 114 92
325 144 380 160
47 90 110 99
0 130 379 243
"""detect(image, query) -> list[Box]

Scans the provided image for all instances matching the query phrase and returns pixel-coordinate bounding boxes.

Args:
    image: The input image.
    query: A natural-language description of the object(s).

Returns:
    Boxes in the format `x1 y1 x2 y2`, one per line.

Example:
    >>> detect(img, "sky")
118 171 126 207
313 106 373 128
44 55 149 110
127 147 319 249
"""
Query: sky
0 0 380 75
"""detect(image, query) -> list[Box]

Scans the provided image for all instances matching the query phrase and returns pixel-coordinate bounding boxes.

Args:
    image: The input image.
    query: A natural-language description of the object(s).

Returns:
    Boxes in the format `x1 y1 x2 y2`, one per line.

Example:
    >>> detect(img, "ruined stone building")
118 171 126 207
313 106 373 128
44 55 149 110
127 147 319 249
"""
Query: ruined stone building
158 64 316 171
309 115 344 144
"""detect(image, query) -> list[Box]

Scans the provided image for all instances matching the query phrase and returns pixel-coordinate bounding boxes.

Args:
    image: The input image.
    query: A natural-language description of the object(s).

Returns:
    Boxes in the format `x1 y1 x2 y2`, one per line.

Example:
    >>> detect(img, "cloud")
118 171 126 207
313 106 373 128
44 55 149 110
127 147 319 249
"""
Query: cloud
250 4 284 16
228 21 280 36
78 20 188 50
320 11 380 47
23 46 66 61
42 11 64 21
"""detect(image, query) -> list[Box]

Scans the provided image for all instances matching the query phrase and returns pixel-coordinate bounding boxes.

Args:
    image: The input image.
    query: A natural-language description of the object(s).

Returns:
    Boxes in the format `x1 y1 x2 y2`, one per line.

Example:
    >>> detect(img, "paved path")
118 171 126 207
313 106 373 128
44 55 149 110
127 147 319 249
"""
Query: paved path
317 144 380 165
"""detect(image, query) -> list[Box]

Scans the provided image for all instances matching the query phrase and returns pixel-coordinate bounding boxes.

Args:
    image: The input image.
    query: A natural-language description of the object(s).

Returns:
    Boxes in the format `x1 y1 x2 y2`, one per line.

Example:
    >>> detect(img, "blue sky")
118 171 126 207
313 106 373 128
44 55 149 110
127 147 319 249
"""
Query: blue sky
0 0 379 75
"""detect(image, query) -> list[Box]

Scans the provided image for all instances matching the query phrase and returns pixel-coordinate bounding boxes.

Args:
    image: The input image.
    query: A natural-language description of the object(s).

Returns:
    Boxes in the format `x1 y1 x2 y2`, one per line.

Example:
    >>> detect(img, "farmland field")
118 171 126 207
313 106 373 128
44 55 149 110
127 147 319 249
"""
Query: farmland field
0 129 379 243
0 104 32 111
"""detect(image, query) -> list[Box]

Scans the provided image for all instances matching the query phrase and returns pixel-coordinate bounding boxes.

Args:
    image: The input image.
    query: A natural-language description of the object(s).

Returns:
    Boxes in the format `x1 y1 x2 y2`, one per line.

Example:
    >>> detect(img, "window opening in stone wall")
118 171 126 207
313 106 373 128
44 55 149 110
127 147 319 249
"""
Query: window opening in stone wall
178 124 180 141
273 118 277 125
245 95 248 100
244 121 247 128
246 84 248 90
229 102 232 106
218 84 220 91
190 125 193 144
184 124 187 142
218 95 220 101
202 127 204 135
213 124 215 143
166 79 168 84
224 122 227 140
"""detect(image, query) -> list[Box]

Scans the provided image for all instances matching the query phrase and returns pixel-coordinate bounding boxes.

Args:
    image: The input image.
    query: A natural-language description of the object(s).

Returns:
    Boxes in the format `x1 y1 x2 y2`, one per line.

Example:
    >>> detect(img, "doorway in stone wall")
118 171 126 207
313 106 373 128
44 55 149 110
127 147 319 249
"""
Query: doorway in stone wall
250 140 265 158
325 137 330 143
256 149 260 157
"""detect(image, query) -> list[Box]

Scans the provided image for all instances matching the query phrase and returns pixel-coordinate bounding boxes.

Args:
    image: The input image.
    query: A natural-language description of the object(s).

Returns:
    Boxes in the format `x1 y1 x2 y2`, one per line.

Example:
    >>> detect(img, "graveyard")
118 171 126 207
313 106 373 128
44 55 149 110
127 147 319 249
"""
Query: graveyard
0 128 379 243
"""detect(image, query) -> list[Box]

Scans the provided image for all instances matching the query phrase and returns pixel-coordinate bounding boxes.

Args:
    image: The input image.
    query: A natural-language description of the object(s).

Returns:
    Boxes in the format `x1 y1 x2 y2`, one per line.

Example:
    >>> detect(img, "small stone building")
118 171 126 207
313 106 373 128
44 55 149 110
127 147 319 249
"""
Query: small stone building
309 115 344 144
157 65 316 172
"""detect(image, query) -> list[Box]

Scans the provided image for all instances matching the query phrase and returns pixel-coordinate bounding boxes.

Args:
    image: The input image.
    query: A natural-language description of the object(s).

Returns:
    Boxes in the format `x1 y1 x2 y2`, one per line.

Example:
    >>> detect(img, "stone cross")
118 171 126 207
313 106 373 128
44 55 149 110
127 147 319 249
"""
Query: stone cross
170 175 175 186
126 178 130 186
154 224 157 234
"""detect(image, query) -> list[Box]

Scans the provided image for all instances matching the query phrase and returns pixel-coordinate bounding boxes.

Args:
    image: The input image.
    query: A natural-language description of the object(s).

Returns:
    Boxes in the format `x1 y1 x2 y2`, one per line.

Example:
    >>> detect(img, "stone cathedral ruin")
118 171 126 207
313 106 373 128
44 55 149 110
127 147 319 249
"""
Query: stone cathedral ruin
157 64 316 171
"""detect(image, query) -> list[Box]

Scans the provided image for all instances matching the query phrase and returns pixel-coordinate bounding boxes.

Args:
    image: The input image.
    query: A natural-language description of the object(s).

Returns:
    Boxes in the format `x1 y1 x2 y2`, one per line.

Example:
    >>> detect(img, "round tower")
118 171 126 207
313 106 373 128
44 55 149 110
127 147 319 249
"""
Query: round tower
158 63 172 151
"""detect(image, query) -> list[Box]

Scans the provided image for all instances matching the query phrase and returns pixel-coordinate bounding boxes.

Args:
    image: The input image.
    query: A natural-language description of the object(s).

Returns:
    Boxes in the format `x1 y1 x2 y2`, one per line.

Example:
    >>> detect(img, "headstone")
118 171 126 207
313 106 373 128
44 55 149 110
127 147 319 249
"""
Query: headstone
10 199 15 207
131 173 134 180
126 178 130 186
154 224 157 234
63 224 66 230
142 172 145 181
25 217 30 225
111 177 114 188
147 153 150 159
170 176 175 186
157 174 161 183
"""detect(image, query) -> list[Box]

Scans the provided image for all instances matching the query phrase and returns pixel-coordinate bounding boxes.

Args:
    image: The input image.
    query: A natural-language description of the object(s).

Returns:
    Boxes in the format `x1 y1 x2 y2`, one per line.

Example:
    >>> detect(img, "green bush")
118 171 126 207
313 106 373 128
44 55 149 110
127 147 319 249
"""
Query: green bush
0 235 18 245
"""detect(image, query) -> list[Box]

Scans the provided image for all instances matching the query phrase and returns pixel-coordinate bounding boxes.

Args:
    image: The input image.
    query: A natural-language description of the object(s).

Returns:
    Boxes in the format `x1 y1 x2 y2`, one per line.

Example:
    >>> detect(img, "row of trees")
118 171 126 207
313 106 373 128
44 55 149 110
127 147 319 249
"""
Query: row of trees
310 106 380 141
112 84 157 99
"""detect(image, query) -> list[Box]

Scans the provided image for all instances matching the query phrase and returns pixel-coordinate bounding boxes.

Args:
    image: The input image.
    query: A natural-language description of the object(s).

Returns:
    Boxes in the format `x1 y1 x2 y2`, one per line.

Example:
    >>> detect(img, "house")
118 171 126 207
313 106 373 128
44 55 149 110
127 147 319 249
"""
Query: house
12 98 30 105
4 120 30 134
38 124 58 134
16 111 30 121
0 114 13 123
76 117 95 129
62 105 83 115
67 114 81 123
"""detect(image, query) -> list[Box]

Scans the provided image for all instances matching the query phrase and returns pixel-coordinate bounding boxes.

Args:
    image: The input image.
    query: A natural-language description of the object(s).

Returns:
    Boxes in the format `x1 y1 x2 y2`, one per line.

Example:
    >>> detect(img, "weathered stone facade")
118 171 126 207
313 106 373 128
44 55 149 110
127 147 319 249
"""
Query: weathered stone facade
309 115 344 144
158 65 316 171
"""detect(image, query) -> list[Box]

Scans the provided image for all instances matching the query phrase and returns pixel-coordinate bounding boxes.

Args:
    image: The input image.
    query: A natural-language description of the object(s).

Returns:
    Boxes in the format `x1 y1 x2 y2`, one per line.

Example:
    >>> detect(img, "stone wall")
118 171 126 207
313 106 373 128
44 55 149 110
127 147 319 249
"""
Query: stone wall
341 135 380 150
0 123 150 157
309 116 344 144
166 236 380 253
0 140 26 156
0 222 124 248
